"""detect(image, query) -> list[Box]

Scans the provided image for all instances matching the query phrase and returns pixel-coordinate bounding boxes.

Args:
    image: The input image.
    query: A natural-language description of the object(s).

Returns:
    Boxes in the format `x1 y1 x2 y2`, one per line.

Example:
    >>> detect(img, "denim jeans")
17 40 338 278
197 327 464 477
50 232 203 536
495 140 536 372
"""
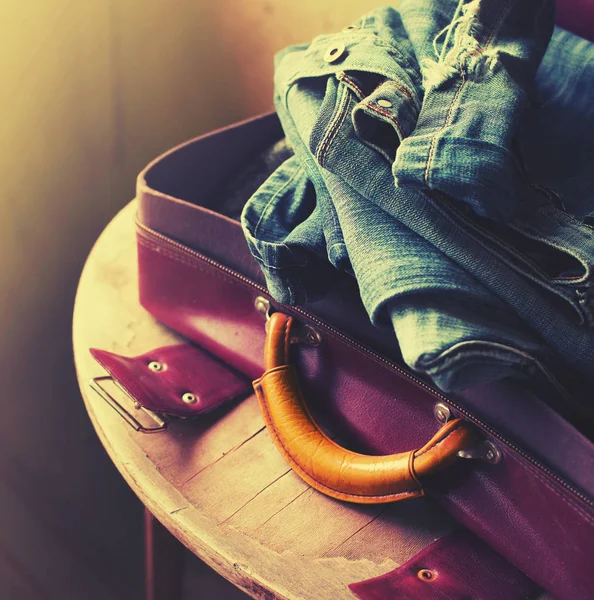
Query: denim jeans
241 4 594 395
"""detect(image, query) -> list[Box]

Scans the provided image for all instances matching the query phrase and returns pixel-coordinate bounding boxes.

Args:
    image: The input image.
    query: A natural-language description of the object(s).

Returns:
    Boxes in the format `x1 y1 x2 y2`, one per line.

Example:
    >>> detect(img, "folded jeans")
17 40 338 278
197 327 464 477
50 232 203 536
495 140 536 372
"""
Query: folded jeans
241 5 594 398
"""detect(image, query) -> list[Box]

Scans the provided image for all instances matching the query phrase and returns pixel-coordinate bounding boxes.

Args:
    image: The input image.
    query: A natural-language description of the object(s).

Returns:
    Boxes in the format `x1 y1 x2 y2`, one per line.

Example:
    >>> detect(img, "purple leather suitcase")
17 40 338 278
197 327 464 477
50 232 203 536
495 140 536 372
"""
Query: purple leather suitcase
135 111 594 599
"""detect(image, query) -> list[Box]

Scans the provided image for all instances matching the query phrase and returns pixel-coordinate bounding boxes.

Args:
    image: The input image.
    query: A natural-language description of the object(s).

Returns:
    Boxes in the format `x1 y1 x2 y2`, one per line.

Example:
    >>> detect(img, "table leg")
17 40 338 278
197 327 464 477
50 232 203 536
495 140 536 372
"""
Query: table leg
144 508 184 600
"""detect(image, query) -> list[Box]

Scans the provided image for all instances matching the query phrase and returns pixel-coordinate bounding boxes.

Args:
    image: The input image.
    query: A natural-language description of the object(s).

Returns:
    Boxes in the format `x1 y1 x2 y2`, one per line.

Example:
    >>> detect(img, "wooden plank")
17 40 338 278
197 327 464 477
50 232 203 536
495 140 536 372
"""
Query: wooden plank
133 395 265 489
81 389 393 599
251 489 381 557
181 430 292 523
323 499 456 565
222 471 309 534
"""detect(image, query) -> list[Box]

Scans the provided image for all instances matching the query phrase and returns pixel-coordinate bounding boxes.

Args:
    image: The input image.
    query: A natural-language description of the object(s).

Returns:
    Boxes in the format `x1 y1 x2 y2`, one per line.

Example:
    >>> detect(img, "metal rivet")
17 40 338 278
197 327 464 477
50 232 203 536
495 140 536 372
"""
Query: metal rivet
483 440 502 464
418 569 436 582
182 392 197 405
254 296 271 316
148 361 163 372
457 439 503 464
323 42 346 63
304 325 322 347
377 99 392 108
433 403 452 424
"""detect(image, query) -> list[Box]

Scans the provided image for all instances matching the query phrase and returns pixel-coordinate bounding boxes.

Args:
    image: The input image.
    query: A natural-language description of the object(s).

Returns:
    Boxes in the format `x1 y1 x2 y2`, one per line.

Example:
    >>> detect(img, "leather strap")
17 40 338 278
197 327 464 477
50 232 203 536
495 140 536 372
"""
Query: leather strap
349 528 539 599
253 312 478 504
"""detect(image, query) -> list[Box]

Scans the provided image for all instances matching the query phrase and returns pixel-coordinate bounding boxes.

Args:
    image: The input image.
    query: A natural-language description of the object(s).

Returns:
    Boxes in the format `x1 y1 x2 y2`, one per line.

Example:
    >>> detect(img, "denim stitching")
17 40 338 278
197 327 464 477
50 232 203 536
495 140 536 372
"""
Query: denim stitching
424 0 514 186
337 72 364 99
364 104 405 140
539 202 594 238
434 194 583 289
315 84 346 166
424 69 466 186
482 0 514 50
508 223 591 285
380 80 419 108
317 84 350 168
425 194 584 320
253 166 302 237
418 340 541 372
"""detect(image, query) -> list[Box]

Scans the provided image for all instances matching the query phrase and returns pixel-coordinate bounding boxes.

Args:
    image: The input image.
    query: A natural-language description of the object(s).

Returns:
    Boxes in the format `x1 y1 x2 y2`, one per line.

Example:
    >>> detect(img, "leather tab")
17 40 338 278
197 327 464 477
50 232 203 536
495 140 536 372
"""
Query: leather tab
349 528 539 600
91 344 250 418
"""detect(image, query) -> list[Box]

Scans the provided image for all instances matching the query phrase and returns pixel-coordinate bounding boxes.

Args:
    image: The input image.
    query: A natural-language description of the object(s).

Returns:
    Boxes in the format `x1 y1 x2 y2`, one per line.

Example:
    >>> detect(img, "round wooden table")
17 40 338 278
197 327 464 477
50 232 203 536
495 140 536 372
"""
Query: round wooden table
73 201 457 600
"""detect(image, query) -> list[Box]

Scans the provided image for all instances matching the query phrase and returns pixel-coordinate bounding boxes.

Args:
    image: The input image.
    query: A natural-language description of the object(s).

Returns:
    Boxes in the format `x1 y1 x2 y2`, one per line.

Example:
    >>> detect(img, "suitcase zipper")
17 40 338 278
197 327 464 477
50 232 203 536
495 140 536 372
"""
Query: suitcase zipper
136 219 594 510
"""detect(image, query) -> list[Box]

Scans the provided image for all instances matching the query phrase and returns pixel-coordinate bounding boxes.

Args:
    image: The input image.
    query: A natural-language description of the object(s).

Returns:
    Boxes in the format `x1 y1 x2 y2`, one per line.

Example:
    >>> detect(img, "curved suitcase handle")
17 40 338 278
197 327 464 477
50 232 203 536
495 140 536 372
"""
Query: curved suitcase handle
253 311 478 504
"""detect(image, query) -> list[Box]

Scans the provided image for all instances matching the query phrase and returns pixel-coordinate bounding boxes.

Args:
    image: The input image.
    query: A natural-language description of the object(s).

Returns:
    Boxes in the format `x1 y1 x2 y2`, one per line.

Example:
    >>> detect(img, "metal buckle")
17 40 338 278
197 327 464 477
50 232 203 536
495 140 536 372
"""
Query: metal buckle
89 376 168 433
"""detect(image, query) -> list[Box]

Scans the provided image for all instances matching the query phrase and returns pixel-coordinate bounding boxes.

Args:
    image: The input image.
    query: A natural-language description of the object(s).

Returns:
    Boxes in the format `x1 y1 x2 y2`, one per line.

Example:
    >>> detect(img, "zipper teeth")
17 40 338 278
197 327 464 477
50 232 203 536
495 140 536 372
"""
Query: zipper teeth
136 220 593 509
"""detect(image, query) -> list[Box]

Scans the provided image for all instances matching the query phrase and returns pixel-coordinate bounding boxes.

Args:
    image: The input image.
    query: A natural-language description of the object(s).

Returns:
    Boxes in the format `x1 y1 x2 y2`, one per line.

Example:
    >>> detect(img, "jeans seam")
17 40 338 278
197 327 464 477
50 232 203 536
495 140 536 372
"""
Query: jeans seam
424 69 466 186
508 223 591 284
417 340 539 371
253 165 302 238
438 194 584 289
364 103 405 139
337 72 365 99
426 194 584 320
423 0 513 186
481 0 514 49
317 84 350 168
380 80 420 110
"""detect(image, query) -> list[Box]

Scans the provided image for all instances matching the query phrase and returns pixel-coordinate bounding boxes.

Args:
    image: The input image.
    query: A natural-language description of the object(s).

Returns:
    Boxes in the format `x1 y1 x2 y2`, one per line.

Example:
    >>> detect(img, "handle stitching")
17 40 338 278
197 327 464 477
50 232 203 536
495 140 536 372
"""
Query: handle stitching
408 450 421 489
414 420 466 458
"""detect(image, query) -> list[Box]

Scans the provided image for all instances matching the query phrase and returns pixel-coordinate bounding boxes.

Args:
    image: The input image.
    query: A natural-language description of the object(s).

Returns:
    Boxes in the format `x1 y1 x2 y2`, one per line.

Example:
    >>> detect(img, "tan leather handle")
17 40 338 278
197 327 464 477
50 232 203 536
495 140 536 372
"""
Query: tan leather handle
253 312 478 504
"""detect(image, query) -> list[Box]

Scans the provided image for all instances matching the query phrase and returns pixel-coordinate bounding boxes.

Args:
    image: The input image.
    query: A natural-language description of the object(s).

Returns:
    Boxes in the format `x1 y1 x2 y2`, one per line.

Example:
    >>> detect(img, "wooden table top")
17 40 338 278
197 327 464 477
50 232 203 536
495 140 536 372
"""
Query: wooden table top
72 201 458 600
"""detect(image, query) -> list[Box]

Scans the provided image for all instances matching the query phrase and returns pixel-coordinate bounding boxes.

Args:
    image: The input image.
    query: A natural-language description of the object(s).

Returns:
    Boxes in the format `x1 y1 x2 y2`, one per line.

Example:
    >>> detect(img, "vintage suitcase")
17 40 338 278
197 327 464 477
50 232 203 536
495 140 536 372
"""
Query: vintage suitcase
134 111 594 599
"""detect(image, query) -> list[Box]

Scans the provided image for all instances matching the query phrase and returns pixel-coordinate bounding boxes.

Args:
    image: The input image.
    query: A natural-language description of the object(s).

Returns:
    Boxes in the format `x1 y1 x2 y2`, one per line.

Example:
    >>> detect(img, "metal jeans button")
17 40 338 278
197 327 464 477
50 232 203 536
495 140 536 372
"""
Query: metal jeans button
377 99 393 108
324 42 346 63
